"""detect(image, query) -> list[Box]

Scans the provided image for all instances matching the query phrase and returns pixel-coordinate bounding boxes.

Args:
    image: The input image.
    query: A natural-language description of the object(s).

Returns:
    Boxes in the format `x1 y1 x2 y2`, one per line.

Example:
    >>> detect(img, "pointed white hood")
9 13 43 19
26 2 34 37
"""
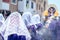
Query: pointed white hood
0 12 31 40
31 14 40 25
22 12 32 26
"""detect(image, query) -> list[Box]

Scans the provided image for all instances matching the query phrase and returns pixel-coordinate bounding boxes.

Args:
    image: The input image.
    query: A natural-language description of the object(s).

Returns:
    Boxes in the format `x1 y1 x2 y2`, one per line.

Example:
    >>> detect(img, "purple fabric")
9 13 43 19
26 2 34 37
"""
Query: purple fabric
0 22 3 26
8 34 18 40
8 34 26 40
56 20 60 40
57 20 60 27
48 19 57 30
27 25 35 30
18 35 26 40
36 23 42 30
27 25 36 37
30 25 36 32
56 20 60 30
0 34 4 40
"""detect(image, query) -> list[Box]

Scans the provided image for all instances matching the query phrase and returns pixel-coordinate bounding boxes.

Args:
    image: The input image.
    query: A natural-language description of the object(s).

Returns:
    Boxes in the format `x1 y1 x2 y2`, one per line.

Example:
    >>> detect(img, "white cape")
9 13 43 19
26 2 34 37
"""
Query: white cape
0 14 5 27
0 12 31 40
31 14 40 24
0 14 5 34
22 12 32 26
31 14 41 28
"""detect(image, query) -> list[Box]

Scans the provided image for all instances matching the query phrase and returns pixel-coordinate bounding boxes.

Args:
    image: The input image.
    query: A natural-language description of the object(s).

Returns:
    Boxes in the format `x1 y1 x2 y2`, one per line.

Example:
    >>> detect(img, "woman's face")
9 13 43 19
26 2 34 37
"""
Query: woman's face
48 7 56 13
50 8 54 13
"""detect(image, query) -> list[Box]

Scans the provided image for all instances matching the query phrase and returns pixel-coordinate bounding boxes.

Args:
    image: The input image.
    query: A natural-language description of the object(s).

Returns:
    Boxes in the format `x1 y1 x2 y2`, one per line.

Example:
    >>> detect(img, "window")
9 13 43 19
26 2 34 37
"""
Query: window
44 1 46 10
18 0 23 1
12 0 16 3
41 7 43 12
39 5 40 10
31 2 33 9
26 0 29 8
11 0 17 5
36 3 38 10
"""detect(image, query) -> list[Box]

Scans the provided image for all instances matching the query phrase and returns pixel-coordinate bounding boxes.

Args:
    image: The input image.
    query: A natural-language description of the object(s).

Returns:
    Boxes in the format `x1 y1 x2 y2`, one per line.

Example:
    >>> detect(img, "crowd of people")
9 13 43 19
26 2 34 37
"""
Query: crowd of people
0 7 60 40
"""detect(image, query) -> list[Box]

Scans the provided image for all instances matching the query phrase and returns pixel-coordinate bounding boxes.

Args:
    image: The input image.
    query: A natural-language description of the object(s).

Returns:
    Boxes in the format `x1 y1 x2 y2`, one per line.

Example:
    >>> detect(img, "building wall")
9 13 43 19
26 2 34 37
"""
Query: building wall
1 0 18 12
0 0 2 10
10 4 18 12
18 0 24 12
3 0 10 3
2 0 10 10
2 2 9 10
18 0 36 15
10 0 18 12
44 0 48 10
23 0 36 14
36 0 48 21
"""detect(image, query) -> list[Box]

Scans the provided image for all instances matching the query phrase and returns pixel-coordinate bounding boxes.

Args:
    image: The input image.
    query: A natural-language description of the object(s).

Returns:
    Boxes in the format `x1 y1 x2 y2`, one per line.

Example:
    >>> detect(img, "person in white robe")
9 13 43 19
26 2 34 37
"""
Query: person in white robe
0 14 5 40
31 14 43 40
22 12 32 27
22 12 40 40
0 12 31 40
31 14 42 29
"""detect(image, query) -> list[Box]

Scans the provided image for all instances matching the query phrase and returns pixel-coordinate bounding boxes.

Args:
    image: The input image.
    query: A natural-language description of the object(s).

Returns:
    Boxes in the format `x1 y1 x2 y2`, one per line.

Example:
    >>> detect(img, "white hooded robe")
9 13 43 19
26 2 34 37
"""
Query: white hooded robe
0 12 31 40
